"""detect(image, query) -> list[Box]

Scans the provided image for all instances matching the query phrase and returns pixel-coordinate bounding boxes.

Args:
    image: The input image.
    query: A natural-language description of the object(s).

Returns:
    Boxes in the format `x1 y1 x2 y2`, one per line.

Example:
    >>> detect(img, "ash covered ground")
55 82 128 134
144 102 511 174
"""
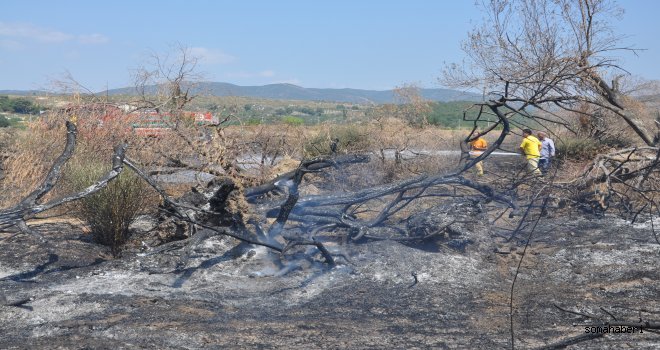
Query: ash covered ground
1 212 658 349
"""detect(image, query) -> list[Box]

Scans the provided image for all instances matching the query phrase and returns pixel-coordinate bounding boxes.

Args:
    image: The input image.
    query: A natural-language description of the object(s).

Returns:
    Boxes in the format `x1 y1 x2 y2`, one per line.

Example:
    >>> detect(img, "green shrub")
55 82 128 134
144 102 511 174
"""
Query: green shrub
557 136 604 160
0 116 10 128
245 117 262 125
0 96 40 114
282 115 305 126
64 161 154 255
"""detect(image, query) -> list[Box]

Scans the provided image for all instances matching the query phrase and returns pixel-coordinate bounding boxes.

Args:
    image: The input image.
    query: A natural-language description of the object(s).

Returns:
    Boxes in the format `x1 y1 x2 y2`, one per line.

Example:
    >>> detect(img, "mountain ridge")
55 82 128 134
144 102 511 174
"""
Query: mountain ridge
1 82 482 104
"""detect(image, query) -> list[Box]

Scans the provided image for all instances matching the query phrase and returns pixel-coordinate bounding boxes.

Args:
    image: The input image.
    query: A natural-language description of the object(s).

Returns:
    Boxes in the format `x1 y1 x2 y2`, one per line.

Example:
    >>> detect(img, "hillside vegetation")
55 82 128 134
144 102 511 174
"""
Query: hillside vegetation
0 93 478 130
101 82 481 104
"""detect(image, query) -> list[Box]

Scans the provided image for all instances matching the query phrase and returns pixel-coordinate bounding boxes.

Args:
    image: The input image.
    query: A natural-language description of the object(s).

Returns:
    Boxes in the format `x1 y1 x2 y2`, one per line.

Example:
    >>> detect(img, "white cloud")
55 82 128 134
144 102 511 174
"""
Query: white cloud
78 33 109 44
0 22 72 43
0 22 108 45
189 47 235 64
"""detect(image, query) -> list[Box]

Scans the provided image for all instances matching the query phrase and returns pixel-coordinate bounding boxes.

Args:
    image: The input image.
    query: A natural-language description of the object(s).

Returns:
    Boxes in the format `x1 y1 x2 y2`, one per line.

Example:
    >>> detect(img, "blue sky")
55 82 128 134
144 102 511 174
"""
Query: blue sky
1 0 659 92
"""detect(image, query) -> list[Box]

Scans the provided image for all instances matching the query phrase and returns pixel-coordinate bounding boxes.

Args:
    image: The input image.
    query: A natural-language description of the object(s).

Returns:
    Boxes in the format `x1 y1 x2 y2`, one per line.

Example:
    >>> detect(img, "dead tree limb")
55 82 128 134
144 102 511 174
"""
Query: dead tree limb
281 238 336 266
266 164 304 240
127 152 372 263
19 121 77 207
125 157 345 265
265 158 351 264
459 101 511 175
123 157 283 251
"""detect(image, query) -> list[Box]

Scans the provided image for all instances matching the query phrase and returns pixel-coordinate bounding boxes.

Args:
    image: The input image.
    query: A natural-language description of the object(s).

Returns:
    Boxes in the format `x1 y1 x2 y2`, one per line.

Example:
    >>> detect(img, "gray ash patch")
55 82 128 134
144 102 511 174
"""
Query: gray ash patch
0 216 658 349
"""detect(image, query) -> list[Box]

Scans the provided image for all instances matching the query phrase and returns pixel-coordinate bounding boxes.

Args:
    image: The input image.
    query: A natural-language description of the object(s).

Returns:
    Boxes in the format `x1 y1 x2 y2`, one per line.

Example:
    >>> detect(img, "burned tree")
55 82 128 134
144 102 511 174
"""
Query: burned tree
445 0 656 144
443 0 660 348
131 44 202 116
127 46 250 184
442 0 660 220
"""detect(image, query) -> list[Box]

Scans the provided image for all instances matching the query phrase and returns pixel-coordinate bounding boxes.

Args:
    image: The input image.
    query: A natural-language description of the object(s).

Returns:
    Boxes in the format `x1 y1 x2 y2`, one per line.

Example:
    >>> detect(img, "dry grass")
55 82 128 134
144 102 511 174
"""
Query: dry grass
0 108 140 208
0 121 67 207
0 111 493 213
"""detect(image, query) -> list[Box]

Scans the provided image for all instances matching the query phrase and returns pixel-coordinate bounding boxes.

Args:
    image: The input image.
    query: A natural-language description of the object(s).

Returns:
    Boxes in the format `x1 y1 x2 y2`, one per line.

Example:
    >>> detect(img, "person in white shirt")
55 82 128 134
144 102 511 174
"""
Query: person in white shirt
537 132 555 175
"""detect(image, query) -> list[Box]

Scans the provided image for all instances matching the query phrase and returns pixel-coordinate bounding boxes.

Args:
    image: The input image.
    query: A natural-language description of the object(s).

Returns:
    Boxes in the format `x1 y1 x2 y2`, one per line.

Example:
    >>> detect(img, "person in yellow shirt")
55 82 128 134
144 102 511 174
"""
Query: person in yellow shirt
468 132 488 176
519 129 542 176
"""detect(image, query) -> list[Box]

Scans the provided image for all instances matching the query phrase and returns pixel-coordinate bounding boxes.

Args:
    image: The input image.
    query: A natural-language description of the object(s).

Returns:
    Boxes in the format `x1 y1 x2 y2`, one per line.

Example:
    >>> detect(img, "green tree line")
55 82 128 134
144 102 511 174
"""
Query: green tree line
0 96 41 114
426 101 475 128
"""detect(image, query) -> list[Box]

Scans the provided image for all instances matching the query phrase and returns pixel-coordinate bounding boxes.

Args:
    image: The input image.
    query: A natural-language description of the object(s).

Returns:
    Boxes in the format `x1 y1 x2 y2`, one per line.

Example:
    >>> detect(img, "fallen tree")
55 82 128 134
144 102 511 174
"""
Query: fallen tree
1 109 520 269
124 146 516 267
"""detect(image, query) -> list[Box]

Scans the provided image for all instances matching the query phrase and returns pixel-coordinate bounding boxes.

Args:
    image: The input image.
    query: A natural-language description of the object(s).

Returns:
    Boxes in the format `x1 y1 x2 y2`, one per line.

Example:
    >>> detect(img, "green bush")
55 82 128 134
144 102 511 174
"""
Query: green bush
304 126 371 157
281 115 305 126
0 116 10 128
426 101 474 128
557 137 604 160
64 161 154 255
245 117 262 125
0 96 40 114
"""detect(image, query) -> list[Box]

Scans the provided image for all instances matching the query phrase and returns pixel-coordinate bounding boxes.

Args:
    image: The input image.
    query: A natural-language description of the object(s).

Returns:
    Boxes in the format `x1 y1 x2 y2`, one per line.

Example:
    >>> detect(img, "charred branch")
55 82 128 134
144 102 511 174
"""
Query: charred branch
124 147 505 266
281 238 336 266
0 122 127 230
20 121 77 207
555 146 660 215
125 157 343 264
460 102 511 175
124 158 281 250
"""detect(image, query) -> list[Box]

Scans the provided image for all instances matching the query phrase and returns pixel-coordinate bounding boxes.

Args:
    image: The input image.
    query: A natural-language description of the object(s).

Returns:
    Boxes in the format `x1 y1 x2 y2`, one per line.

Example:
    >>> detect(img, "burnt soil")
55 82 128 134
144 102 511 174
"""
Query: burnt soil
1 210 658 349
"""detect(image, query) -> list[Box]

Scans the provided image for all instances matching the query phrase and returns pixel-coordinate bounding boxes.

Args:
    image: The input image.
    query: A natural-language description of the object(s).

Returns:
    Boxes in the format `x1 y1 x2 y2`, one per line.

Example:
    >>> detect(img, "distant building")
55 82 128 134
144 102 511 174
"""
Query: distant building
130 110 218 137
43 103 217 137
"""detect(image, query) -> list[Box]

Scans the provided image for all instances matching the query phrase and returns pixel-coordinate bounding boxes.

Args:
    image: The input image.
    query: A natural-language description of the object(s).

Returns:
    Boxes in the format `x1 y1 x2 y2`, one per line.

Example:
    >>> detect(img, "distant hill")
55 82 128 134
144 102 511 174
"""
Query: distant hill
638 93 660 106
1 83 482 104
0 90 50 96
104 82 482 104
